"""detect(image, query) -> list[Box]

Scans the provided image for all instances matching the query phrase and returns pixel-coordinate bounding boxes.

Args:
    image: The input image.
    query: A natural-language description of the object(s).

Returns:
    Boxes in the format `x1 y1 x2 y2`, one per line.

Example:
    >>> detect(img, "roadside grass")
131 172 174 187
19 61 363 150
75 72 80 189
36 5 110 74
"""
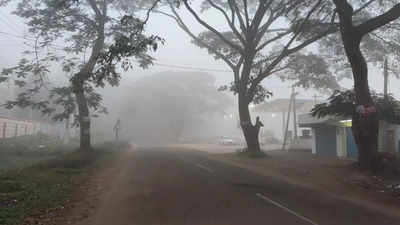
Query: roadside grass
0 134 78 172
0 140 128 225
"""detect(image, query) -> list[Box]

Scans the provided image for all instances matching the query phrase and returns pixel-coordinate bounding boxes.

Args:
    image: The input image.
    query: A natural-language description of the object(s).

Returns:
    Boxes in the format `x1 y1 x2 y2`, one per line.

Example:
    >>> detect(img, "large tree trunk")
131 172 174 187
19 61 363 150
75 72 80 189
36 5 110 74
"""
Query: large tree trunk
333 0 386 170
71 5 106 151
75 81 92 150
238 93 261 155
342 29 378 170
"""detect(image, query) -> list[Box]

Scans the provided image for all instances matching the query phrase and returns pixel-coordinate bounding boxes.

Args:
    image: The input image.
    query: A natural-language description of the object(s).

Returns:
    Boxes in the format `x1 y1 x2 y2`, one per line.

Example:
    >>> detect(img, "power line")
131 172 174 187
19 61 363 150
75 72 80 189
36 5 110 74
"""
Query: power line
0 10 25 30
0 31 234 73
150 61 232 73
0 31 66 51
0 10 24 35
0 31 33 41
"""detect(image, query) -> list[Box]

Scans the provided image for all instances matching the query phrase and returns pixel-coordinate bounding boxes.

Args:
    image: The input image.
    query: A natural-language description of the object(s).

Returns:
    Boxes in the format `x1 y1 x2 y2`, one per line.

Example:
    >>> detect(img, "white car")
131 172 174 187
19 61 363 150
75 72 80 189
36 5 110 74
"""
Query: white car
219 137 235 145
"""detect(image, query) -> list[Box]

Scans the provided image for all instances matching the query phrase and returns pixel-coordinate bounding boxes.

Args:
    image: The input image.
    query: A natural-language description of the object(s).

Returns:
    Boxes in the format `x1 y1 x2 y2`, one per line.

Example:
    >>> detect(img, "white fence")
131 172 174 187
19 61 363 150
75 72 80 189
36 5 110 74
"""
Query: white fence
0 116 59 139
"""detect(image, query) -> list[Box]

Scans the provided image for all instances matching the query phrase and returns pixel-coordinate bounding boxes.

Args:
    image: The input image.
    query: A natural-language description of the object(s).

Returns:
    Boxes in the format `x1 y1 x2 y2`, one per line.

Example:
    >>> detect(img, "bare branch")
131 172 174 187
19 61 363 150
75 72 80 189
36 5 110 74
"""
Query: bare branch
357 4 400 36
167 4 237 70
205 0 246 44
86 0 102 18
228 0 247 32
353 0 377 15
256 29 291 51
182 0 244 54
243 0 250 28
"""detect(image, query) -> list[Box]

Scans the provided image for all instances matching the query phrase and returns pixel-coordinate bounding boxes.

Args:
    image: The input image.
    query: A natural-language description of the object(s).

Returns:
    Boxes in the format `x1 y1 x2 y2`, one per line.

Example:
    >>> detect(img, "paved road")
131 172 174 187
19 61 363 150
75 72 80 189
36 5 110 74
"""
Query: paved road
78 148 400 225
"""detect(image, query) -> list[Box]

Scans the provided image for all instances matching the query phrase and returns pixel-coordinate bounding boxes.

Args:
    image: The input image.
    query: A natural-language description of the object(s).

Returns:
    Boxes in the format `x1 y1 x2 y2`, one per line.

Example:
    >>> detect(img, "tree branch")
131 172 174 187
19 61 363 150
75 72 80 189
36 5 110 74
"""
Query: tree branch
256 29 291 51
249 0 335 97
182 0 244 54
243 0 250 28
357 4 400 36
205 0 246 45
228 0 247 32
167 4 236 70
353 0 377 15
86 0 102 18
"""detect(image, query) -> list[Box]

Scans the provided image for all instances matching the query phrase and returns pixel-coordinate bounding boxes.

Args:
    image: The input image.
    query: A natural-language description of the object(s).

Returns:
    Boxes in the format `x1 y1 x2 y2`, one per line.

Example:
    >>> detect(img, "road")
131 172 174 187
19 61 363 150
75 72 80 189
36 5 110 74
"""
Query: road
77 147 400 225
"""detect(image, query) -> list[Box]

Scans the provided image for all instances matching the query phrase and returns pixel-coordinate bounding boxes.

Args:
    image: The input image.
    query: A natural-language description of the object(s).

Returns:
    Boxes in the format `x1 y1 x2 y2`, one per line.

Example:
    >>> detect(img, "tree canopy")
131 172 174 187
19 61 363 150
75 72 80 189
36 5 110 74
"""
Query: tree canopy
312 90 400 125
0 0 161 123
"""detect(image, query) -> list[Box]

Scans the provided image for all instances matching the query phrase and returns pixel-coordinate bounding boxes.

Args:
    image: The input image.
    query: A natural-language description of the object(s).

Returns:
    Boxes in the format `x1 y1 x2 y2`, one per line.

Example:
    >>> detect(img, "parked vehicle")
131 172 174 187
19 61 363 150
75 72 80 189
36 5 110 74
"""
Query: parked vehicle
219 136 235 145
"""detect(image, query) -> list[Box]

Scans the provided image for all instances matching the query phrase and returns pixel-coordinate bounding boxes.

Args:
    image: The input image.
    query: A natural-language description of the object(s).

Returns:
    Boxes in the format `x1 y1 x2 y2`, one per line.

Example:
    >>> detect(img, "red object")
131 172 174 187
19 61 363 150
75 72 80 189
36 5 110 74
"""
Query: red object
361 106 376 116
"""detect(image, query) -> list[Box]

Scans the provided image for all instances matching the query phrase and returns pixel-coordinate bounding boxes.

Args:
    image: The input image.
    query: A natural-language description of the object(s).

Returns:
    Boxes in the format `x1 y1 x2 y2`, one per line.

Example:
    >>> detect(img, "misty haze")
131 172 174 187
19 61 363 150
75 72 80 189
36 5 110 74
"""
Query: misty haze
1 1 400 225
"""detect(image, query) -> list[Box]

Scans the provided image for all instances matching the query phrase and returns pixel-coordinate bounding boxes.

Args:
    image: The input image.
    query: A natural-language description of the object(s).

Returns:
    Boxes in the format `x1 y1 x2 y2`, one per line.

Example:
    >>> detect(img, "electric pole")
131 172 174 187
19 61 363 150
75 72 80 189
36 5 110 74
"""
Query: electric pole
384 58 389 99
282 90 294 151
282 111 286 140
381 58 389 152
292 86 298 140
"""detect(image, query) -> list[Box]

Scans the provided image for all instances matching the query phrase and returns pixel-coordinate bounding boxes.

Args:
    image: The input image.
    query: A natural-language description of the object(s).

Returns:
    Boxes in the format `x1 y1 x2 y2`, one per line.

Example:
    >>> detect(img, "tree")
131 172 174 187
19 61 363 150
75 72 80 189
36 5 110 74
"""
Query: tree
120 71 232 145
312 90 400 125
0 0 161 150
332 0 400 169
160 0 349 155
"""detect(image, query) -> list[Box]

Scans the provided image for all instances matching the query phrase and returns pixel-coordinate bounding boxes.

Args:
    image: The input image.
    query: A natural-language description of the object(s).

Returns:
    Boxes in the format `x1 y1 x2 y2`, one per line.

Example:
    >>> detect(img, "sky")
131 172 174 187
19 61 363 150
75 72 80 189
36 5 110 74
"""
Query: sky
0 2 399 108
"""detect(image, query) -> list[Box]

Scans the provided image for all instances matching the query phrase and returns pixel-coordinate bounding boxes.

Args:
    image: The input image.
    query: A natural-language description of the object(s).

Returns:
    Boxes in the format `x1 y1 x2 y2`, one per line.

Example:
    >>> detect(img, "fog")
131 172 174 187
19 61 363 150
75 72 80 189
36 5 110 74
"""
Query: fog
0 2 398 146
2 1 400 225
0 1 398 151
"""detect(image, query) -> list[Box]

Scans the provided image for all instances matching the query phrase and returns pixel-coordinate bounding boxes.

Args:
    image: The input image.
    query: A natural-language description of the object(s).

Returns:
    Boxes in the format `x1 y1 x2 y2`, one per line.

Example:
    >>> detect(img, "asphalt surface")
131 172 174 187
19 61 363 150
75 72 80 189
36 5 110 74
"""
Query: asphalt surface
78 148 400 225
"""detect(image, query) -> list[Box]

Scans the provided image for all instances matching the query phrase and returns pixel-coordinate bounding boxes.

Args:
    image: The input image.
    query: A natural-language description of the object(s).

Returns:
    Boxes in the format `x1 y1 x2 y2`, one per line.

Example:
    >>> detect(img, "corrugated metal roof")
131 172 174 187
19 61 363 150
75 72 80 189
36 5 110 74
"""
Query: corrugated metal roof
298 113 344 127
254 98 321 113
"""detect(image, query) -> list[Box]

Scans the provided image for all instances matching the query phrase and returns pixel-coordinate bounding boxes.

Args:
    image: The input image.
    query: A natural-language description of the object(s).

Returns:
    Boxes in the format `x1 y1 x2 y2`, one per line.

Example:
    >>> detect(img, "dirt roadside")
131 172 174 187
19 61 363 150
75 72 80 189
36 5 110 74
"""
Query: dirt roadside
25 151 129 225
201 150 400 217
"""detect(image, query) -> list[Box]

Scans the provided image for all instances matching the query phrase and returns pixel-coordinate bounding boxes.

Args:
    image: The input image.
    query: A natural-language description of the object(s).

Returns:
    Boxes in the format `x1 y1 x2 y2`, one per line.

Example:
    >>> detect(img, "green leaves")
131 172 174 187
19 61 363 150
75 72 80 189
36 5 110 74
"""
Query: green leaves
1 0 161 128
311 90 400 124
283 52 340 93
311 90 355 118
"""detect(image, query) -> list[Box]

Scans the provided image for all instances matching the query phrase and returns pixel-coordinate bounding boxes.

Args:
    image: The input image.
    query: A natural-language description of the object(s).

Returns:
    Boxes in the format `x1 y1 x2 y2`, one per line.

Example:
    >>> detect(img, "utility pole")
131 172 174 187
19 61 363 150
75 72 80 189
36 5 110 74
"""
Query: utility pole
282 90 294 151
381 58 389 152
282 111 286 140
384 58 389 98
292 86 298 139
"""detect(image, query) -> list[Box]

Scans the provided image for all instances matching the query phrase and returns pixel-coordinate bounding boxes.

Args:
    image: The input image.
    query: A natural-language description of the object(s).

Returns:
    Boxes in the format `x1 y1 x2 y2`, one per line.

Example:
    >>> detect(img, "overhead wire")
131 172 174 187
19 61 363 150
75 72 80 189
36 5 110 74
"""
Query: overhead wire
0 12 23 35
145 61 232 73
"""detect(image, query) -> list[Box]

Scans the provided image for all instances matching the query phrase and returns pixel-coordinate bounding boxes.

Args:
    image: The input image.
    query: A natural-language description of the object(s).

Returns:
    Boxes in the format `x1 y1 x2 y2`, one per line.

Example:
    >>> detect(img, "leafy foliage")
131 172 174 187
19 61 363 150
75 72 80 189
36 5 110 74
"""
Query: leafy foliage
311 90 400 124
95 15 164 87
282 53 340 93
317 1 400 81
0 0 161 126
169 0 342 107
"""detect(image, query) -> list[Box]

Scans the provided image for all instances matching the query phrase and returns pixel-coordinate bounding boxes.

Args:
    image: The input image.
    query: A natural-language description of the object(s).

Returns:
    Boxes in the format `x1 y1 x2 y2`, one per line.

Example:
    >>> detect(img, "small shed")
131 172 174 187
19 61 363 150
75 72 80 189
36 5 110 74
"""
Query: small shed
298 114 358 159
299 113 400 159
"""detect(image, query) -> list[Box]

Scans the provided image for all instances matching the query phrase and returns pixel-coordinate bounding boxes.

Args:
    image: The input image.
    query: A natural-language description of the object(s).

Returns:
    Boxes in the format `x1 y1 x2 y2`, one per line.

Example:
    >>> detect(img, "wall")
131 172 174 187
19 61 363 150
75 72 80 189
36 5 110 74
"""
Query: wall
314 125 337 157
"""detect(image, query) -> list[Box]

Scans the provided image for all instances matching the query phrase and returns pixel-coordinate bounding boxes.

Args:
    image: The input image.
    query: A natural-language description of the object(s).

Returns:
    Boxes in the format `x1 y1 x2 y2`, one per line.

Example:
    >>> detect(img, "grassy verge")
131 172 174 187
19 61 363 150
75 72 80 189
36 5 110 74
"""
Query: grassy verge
0 141 128 225
0 134 78 172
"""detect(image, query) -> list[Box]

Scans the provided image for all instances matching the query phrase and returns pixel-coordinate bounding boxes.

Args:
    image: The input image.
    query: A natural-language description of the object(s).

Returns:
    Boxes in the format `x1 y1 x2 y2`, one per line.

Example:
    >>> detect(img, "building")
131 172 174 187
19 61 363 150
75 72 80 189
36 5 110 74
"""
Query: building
298 113 400 159
254 98 318 141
